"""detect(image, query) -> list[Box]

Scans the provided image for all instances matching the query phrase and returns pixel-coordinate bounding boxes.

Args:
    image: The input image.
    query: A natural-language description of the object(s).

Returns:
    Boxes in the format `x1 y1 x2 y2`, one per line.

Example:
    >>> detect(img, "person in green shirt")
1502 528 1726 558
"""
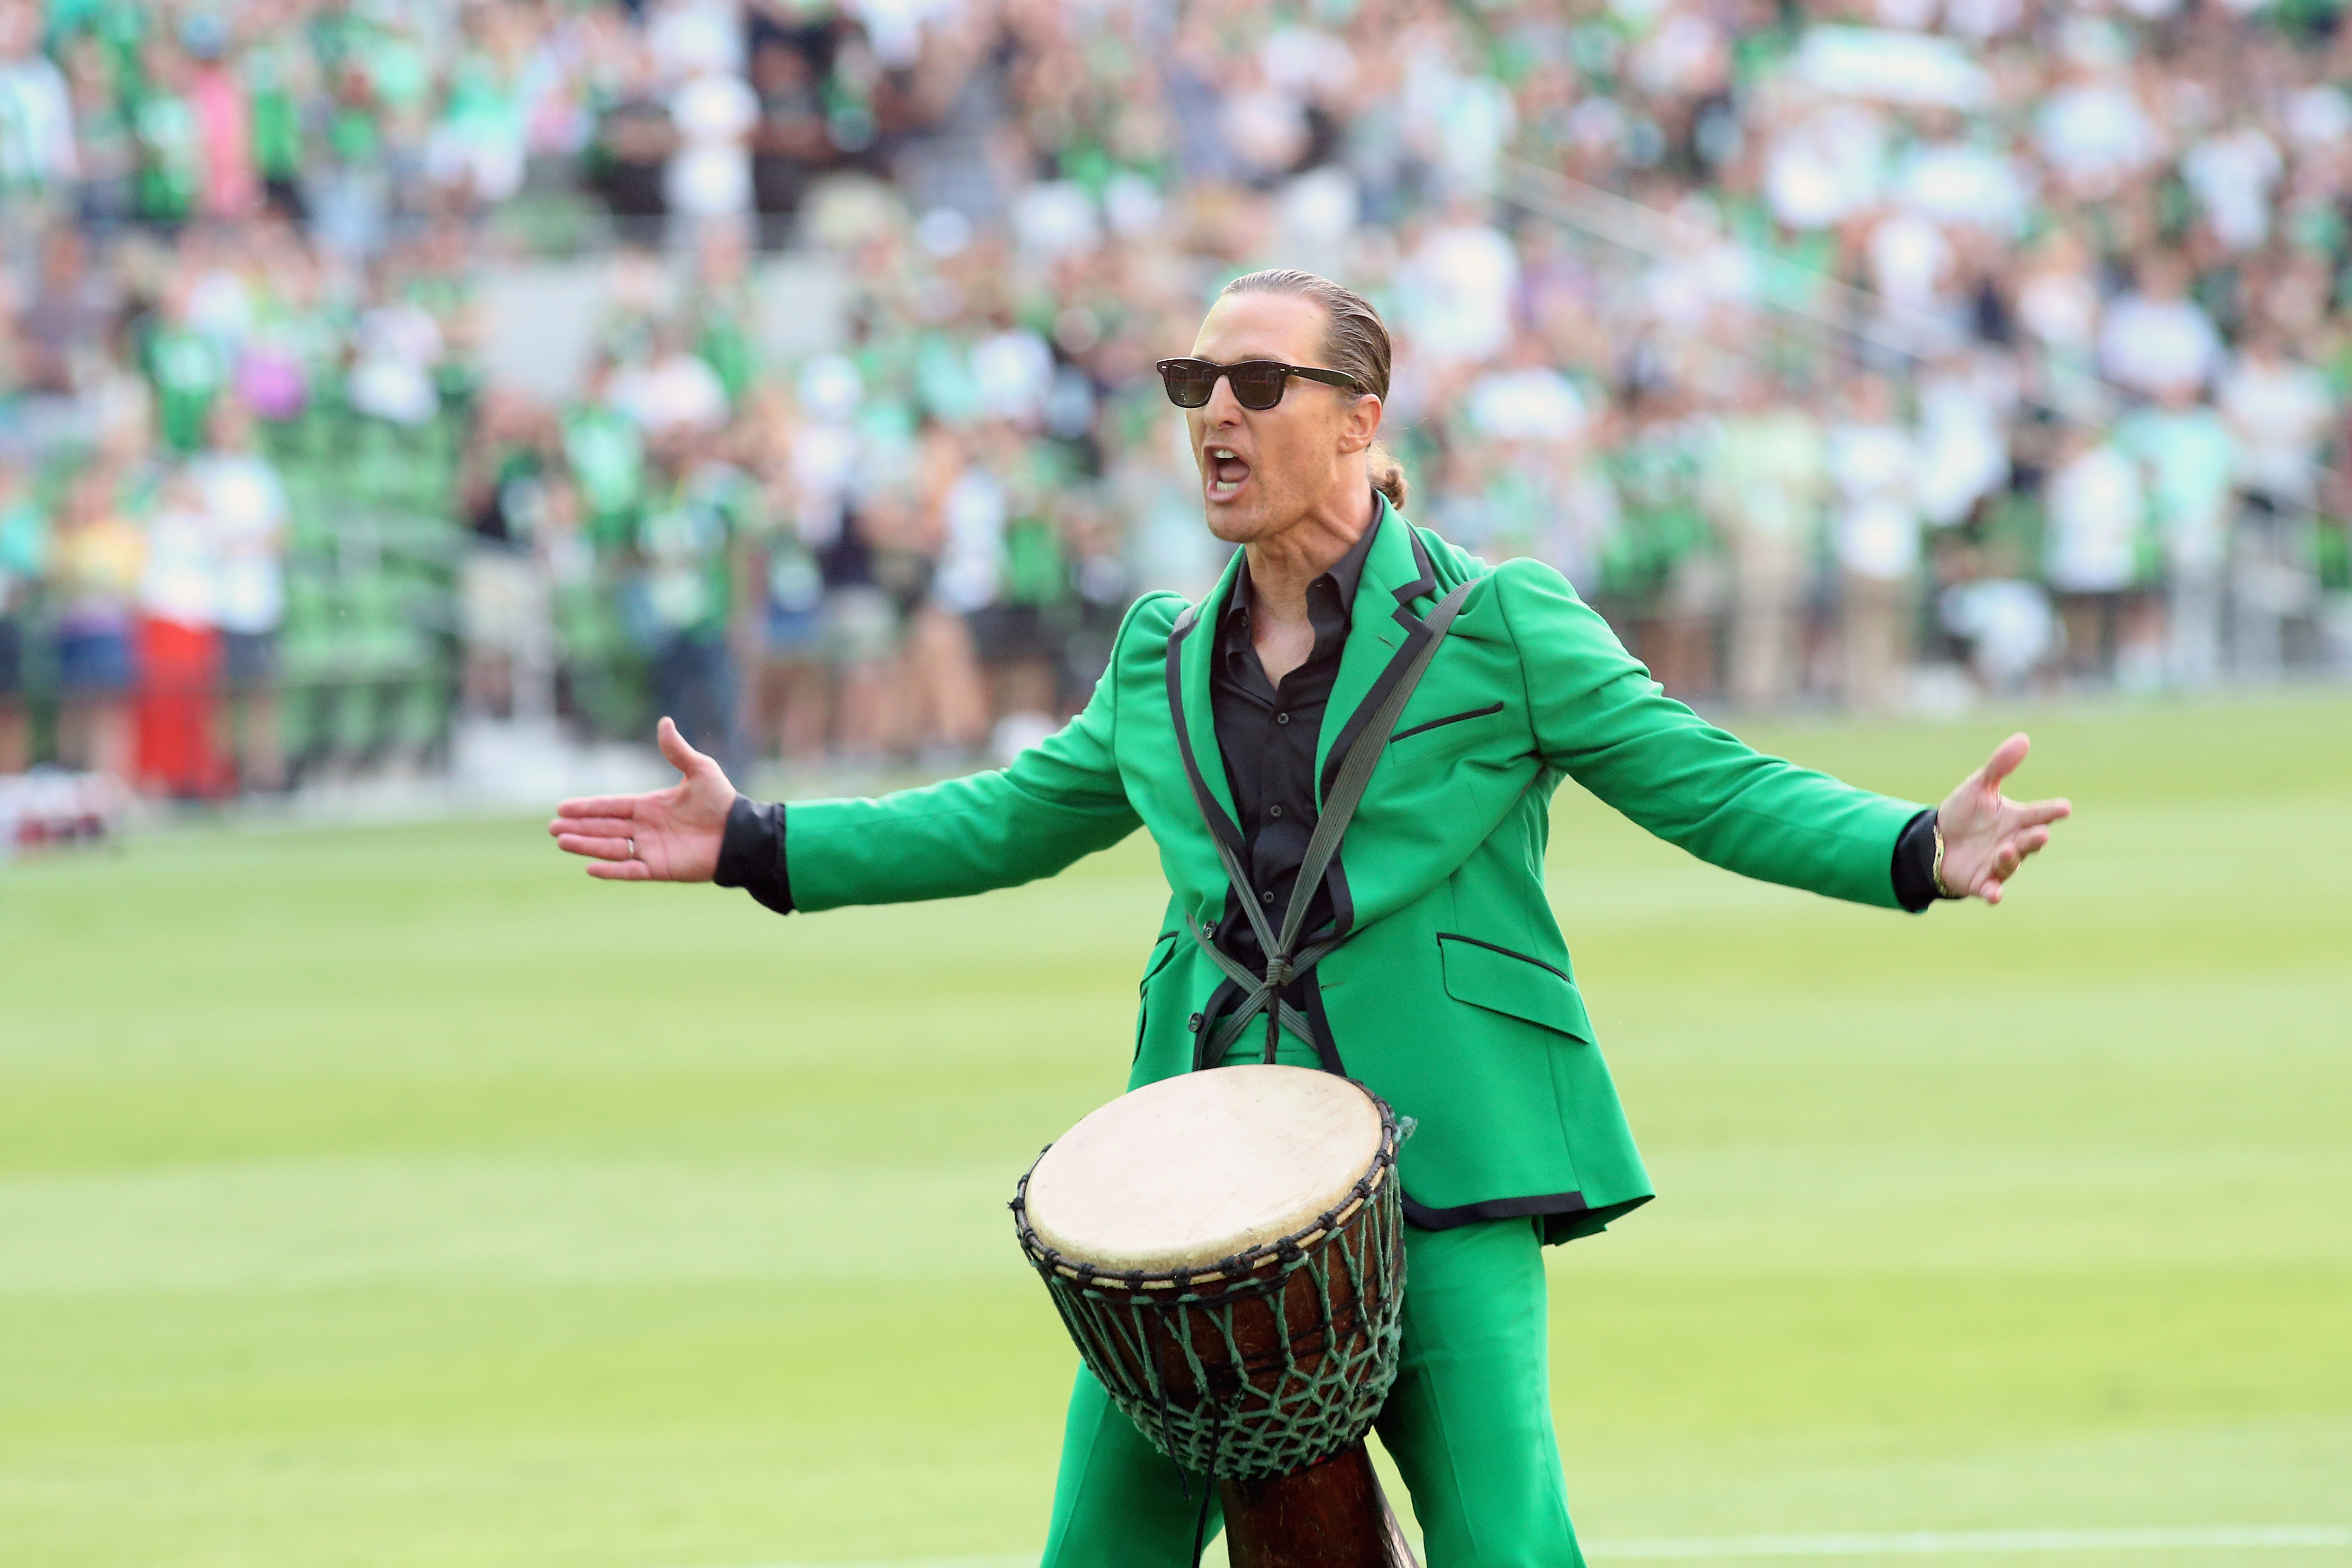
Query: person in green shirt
144 284 228 456
691 228 761 409
562 371 649 555
131 36 203 226
240 13 314 219
629 439 745 773
966 435 1075 717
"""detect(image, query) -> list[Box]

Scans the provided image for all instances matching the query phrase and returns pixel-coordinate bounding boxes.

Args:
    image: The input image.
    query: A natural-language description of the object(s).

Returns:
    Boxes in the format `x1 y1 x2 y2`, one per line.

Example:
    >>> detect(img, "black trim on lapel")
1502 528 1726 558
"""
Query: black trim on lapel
1324 851 1355 942
1164 604 1247 860
1316 527 1444 804
1307 528 1448 947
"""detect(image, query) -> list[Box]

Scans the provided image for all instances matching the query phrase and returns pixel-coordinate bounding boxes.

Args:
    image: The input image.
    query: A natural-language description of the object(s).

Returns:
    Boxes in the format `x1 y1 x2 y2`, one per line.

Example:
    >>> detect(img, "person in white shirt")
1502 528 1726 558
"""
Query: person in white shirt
1914 350 2014 530
612 320 730 436
1402 199 1519 366
1699 374 1828 707
664 39 757 228
2043 423 2154 686
2099 255 2223 399
2035 66 2163 201
2118 385 2234 688
193 399 290 790
1828 375 1924 711
1867 210 1956 317
1764 103 1886 231
2182 123 2283 253
2217 332 2336 675
1896 135 2029 237
0 1 78 206
2012 231 2102 416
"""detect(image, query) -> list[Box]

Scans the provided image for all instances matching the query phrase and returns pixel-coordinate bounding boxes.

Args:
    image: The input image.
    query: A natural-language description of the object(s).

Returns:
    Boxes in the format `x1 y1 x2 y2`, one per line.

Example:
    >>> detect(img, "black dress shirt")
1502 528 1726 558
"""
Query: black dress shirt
1200 519 1377 987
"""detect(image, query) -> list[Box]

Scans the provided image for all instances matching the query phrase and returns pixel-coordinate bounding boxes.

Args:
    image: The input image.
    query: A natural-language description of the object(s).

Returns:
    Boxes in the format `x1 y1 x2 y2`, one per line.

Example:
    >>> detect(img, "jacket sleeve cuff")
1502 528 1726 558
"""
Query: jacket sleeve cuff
714 795 794 915
1891 808 1940 913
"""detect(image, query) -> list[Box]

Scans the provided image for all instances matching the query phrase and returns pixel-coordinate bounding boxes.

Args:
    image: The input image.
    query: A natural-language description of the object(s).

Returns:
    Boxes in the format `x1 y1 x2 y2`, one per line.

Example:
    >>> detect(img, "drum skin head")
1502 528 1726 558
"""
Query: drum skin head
1024 1065 1384 1273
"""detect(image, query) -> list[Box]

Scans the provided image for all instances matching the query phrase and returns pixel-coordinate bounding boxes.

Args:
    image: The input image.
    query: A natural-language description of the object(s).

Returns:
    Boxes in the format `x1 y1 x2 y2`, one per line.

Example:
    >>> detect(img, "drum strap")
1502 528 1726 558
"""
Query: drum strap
1168 570 1479 1068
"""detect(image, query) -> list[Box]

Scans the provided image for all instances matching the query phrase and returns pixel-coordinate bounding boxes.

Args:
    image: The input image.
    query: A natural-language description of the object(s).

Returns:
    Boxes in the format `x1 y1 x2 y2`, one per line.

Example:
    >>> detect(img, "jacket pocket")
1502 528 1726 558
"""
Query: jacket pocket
1134 931 1180 1060
1437 933 1592 1042
1392 701 1505 744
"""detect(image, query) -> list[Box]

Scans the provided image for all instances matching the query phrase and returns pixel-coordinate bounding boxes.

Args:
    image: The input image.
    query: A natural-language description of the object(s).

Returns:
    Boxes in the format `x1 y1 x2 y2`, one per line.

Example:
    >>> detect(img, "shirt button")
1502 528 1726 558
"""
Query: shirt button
1275 712 1291 725
1268 804 1283 818
1261 889 1276 905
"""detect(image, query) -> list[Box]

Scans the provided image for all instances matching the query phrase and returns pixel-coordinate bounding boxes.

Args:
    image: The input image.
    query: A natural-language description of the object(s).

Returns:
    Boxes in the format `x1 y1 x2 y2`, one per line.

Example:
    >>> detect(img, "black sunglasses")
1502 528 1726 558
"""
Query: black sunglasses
1156 357 1364 411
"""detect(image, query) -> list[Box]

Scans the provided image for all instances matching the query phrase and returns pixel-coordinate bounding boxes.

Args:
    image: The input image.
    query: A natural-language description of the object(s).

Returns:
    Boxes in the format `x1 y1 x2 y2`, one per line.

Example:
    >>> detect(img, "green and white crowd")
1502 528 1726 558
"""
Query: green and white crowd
3 0 2351 803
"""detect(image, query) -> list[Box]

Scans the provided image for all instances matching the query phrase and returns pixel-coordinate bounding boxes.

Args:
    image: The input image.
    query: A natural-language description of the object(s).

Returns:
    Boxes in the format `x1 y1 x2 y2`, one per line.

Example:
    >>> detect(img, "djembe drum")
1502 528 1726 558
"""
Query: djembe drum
1012 1065 1417 1568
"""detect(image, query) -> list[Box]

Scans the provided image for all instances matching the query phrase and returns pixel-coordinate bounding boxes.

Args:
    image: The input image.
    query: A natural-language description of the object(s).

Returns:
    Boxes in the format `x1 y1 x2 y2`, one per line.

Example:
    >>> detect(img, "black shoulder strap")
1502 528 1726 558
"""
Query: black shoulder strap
1166 570 1480 1067
1273 573 1474 957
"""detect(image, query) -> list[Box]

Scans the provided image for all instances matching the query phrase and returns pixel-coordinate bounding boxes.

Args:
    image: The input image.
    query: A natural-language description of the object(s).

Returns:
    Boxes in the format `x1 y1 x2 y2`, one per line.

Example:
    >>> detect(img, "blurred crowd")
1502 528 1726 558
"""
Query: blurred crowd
5 0 2352 800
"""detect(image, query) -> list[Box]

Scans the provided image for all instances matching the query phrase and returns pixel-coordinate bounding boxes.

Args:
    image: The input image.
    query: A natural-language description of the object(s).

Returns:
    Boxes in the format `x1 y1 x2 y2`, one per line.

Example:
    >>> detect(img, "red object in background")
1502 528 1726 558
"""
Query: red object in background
134 616 230 797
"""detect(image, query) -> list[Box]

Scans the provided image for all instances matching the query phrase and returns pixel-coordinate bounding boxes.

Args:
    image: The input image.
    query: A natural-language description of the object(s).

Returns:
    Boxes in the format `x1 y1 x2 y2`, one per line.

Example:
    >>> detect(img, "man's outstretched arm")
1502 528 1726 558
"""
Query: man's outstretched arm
1498 559 2069 907
551 609 1150 909
550 716 738 882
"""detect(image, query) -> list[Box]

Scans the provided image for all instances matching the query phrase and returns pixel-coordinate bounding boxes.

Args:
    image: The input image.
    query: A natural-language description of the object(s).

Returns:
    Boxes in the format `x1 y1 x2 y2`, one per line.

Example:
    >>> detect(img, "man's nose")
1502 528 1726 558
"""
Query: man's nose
1200 374 1247 424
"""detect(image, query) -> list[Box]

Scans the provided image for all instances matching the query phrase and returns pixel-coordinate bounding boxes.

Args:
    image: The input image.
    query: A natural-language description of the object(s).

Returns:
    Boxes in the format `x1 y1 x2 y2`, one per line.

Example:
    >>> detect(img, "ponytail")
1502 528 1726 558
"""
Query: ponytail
1368 439 1408 511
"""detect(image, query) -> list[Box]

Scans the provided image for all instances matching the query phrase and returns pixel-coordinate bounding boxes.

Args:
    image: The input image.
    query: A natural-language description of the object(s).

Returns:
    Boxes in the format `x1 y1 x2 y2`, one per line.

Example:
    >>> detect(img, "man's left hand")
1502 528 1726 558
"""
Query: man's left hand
1935 732 2072 905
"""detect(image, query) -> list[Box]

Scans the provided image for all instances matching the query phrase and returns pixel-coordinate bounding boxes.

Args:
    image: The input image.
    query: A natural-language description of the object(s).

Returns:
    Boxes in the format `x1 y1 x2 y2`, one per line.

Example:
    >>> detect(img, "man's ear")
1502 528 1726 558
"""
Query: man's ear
1337 393 1383 456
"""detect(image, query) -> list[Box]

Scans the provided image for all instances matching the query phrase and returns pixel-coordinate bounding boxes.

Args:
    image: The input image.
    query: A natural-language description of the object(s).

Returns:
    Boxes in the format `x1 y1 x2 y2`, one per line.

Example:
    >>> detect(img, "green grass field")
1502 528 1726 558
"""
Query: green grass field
4 696 2348 1568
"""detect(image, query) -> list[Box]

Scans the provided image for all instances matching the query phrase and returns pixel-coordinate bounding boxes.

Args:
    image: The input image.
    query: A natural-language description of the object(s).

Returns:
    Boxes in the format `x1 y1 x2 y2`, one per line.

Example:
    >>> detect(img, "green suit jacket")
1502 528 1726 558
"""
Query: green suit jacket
787 500 1925 1242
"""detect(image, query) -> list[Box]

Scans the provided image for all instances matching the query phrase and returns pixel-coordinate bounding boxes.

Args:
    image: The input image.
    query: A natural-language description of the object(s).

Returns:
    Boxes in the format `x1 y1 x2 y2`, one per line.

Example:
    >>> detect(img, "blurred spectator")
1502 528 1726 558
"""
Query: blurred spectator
1704 376 1826 709
51 462 144 777
665 45 758 233
19 227 114 397
2099 255 2223 402
0 0 78 210
2120 386 2233 688
0 457 45 773
2045 423 2154 688
136 463 225 795
195 398 289 789
4 0 2352 807
2220 331 2333 676
612 317 730 436
634 434 751 771
1828 375 1923 712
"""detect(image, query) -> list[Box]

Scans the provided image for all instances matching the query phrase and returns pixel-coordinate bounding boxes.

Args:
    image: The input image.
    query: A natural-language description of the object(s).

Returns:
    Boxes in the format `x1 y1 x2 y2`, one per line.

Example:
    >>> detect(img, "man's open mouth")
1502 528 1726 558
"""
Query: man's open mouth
1206 446 1251 502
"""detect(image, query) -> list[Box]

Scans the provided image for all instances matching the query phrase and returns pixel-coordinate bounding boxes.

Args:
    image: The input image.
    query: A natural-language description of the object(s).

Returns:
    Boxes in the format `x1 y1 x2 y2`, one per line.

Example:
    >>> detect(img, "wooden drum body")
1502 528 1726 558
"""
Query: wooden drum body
1013 1066 1416 1565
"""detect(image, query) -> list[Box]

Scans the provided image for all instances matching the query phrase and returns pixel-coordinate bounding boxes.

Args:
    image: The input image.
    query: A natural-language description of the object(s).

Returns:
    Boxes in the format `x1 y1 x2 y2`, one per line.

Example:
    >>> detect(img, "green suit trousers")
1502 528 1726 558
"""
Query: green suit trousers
1041 1216 1585 1567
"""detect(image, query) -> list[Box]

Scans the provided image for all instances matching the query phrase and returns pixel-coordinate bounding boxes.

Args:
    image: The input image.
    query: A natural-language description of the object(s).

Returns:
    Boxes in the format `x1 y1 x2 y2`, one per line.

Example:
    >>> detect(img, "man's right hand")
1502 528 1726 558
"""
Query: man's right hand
549 717 736 882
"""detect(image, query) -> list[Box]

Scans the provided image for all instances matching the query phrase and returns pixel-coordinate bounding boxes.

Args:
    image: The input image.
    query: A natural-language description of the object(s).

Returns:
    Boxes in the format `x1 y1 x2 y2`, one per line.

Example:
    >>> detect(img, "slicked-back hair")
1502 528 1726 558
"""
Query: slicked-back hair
1218 268 1409 511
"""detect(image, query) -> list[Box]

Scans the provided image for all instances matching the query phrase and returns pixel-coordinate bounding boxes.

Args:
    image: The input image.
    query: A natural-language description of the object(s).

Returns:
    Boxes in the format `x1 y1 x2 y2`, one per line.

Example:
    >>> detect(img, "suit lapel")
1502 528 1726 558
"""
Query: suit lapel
1169 547 1247 852
1315 497 1438 798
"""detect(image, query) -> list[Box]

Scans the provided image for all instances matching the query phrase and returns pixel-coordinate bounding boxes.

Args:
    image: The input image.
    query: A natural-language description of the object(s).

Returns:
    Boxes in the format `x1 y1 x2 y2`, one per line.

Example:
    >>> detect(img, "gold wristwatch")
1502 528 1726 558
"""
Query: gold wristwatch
1931 818 1961 899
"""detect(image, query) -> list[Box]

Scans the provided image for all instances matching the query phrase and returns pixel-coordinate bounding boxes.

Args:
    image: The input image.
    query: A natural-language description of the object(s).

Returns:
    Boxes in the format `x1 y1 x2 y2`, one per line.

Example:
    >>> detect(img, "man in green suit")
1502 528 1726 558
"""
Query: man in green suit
552 272 2071 1566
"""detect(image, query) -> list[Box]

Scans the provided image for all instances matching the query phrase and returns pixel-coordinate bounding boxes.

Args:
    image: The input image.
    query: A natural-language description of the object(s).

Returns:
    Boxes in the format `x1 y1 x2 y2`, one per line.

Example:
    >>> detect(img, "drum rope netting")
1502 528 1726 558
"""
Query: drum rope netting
1009 1098 1406 1481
